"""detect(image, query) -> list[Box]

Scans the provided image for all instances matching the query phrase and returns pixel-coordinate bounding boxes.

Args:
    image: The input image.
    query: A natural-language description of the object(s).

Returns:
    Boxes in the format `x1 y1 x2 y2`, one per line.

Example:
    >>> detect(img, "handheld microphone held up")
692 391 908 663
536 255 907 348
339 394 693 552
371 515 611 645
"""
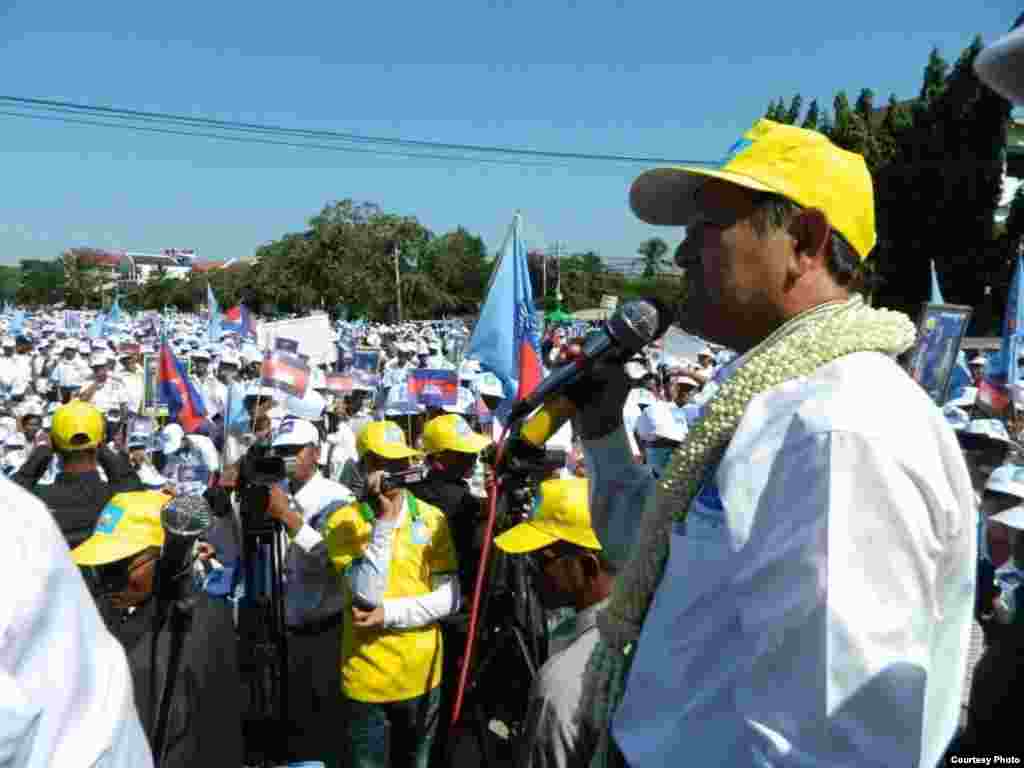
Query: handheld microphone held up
156 494 213 602
508 297 670 423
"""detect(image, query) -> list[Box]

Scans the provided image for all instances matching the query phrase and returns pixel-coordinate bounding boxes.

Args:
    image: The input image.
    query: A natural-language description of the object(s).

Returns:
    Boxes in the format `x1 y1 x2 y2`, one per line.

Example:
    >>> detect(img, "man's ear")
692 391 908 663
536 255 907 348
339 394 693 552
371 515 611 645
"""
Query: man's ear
790 208 832 269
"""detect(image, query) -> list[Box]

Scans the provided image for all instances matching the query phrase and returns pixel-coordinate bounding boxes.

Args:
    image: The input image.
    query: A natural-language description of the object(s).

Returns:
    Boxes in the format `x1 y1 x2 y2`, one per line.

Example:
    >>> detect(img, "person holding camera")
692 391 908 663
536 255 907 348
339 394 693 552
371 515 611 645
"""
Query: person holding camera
264 416 356 768
296 420 458 768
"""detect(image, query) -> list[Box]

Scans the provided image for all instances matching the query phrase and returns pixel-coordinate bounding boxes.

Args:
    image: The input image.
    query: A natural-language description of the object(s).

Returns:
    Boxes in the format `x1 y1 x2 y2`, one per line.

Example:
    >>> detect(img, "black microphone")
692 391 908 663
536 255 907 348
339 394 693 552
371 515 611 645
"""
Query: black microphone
507 297 672 424
155 494 213 602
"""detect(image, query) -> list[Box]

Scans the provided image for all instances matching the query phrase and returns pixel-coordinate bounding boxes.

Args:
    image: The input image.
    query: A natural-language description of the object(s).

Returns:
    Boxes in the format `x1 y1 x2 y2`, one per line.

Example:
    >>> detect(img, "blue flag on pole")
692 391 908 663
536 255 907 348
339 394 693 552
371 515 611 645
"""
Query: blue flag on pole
108 294 122 325
88 312 106 340
466 214 541 405
929 260 945 304
207 283 223 342
980 255 1024 413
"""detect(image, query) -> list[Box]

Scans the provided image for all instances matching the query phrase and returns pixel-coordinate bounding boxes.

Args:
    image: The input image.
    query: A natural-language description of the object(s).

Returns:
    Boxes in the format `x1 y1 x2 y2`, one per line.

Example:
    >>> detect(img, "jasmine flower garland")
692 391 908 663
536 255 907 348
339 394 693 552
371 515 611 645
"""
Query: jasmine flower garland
585 295 918 767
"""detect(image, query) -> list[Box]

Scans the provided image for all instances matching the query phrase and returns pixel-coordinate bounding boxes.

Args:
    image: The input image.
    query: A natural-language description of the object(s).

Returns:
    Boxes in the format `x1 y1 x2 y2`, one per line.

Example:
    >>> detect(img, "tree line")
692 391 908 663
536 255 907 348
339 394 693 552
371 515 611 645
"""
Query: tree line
11 201 685 321
765 35 1015 333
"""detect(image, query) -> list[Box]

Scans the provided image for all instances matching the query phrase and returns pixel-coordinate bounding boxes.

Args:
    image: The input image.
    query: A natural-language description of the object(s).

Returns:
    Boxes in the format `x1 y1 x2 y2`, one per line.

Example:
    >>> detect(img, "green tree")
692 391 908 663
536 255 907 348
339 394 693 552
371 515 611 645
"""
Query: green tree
16 259 63 306
60 250 102 308
785 94 803 125
801 99 820 130
1007 185 1024 247
635 237 670 278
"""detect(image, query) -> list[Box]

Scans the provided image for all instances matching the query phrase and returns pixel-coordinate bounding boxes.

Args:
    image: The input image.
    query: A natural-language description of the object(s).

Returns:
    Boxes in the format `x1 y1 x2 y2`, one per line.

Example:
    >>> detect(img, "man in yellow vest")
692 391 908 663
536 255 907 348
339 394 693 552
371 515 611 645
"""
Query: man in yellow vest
279 419 459 768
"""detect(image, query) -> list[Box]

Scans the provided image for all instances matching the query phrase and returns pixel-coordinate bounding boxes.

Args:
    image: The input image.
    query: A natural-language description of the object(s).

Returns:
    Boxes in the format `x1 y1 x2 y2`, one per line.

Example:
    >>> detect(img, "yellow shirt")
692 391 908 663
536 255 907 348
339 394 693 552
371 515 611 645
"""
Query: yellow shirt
323 492 458 703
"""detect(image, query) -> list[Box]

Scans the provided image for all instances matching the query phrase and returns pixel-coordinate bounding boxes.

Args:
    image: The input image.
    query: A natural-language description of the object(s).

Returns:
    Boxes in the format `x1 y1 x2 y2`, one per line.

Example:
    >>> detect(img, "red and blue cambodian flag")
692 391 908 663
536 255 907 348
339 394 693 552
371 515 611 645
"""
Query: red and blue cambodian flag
159 343 207 433
466 214 542 406
223 303 257 340
408 369 459 407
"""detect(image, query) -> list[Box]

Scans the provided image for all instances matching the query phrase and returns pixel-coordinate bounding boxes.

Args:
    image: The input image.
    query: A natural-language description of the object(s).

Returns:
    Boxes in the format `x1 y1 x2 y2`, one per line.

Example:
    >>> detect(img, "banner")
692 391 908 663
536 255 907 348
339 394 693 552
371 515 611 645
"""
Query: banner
142 353 166 410
261 351 311 398
907 304 973 406
353 348 381 374
408 369 458 407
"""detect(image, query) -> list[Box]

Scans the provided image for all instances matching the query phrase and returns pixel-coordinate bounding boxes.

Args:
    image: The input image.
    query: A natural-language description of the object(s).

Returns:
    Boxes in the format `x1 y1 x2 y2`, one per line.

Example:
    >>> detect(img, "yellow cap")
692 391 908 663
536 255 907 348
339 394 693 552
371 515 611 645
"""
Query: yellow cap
629 119 876 260
494 478 600 554
51 400 104 452
72 491 170 566
421 414 490 455
356 420 423 460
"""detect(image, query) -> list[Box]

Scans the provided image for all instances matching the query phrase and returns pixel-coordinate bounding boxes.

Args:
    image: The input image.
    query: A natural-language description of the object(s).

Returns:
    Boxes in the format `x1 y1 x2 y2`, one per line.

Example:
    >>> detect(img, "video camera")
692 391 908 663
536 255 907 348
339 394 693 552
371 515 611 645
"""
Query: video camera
348 464 430 502
481 438 568 517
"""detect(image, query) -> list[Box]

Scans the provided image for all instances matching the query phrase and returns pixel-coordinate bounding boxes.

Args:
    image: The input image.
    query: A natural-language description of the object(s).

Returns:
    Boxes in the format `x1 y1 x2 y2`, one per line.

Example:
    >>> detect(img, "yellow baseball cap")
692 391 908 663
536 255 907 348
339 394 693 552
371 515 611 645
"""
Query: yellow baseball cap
629 119 876 260
72 491 170 566
51 400 104 452
421 414 490 455
494 478 600 554
356 420 424 460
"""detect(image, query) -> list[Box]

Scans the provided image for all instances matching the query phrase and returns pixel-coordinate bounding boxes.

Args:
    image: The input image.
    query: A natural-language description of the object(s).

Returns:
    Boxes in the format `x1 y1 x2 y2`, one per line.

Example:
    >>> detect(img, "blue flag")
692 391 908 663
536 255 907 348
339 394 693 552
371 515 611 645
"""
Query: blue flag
9 310 25 336
929 260 945 305
467 214 541 405
108 294 122 325
980 255 1024 413
88 312 106 340
207 283 223 342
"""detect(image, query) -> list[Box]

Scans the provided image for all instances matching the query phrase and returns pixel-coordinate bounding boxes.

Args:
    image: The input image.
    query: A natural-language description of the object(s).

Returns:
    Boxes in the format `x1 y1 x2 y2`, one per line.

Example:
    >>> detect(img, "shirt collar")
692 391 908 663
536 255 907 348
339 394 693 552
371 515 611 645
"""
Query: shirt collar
573 597 610 642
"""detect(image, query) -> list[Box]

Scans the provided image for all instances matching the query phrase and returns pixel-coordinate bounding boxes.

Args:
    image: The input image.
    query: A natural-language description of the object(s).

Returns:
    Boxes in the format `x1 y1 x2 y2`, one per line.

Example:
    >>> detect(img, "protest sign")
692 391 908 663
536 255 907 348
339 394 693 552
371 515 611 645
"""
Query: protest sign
907 304 973 406
408 369 458 407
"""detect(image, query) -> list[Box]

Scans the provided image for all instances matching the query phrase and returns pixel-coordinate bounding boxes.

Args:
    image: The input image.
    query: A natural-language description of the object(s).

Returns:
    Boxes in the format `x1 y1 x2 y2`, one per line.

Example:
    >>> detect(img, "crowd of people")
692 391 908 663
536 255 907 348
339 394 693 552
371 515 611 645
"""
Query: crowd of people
9 29 1024 766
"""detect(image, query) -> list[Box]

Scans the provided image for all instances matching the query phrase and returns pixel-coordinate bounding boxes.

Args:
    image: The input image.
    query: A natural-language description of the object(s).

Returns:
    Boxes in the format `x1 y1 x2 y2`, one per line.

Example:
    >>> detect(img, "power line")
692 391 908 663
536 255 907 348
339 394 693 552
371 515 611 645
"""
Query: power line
0 109 554 168
0 94 719 168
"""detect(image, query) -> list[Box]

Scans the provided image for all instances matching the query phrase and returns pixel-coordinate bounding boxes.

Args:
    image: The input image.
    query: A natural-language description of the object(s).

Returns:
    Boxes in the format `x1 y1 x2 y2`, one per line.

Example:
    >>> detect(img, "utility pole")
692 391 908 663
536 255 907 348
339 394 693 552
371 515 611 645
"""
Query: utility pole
394 242 403 322
554 241 563 303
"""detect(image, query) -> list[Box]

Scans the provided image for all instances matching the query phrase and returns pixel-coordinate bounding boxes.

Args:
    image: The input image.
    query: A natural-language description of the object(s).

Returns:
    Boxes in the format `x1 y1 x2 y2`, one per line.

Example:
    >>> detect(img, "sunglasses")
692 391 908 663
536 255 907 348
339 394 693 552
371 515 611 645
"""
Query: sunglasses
95 553 157 596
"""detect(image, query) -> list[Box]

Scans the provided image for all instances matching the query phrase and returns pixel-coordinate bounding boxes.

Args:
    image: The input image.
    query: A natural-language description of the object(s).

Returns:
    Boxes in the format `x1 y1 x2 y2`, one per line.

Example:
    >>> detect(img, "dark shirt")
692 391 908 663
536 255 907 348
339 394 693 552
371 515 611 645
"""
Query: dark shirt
408 468 483 596
106 592 244 767
14 445 143 549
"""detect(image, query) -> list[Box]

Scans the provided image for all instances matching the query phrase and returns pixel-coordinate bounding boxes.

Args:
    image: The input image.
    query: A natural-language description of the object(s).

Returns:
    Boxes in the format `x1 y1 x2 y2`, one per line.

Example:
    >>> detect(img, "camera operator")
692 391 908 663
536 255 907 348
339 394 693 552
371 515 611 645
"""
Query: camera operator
263 417 355 768
281 419 458 768
494 477 616 768
71 492 243 767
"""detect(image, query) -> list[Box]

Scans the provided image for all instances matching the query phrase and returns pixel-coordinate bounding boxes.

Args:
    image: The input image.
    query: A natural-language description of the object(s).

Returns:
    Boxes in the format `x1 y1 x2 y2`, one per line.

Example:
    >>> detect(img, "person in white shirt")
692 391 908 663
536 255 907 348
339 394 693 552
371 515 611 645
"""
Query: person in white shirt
189 350 224 419
115 350 144 415
572 119 975 768
263 417 355 766
0 477 153 766
82 353 132 415
158 423 219 497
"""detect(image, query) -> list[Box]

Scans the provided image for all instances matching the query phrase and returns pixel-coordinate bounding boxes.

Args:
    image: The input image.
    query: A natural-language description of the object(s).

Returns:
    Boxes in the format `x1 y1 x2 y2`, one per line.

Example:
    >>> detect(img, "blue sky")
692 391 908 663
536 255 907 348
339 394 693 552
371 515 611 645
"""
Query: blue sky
0 1 1016 269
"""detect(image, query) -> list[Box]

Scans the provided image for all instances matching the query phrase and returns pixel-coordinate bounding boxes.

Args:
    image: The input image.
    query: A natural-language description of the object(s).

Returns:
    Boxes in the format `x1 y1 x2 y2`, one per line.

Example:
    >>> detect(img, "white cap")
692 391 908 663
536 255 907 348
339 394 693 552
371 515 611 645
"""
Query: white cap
0 337 13 348
219 349 240 368
284 389 327 422
964 419 1014 445
19 401 42 418
474 372 504 398
272 418 320 448
970 354 987 366
77 342 91 354
672 375 699 388
942 405 970 432
191 349 211 361
90 352 110 368
976 24 1024 104
161 423 184 454
986 464 1024 499
990 505 1024 531
635 401 687 444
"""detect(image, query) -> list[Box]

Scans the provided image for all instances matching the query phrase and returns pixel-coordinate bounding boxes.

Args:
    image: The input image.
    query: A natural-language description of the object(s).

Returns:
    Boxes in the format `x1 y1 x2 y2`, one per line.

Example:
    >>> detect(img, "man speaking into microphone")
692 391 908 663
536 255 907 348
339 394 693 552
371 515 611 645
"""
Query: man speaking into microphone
567 120 976 767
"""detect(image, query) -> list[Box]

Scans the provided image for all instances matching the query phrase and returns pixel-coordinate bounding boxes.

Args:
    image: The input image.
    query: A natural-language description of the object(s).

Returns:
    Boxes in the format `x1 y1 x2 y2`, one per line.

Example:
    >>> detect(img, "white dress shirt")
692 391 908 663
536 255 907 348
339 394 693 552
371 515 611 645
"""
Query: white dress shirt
584 351 976 768
0 479 152 767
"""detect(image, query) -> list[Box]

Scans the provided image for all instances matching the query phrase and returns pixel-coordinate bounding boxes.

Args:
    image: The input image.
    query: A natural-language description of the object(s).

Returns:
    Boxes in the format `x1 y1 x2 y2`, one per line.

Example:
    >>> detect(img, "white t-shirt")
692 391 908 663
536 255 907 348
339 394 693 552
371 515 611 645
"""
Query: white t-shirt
0 479 153 766
585 351 976 768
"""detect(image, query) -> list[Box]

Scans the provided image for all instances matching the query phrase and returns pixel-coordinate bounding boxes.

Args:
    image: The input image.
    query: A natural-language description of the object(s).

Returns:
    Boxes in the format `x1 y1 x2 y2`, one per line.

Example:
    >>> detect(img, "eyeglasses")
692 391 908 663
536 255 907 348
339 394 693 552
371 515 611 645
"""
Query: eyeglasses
95 553 158 596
